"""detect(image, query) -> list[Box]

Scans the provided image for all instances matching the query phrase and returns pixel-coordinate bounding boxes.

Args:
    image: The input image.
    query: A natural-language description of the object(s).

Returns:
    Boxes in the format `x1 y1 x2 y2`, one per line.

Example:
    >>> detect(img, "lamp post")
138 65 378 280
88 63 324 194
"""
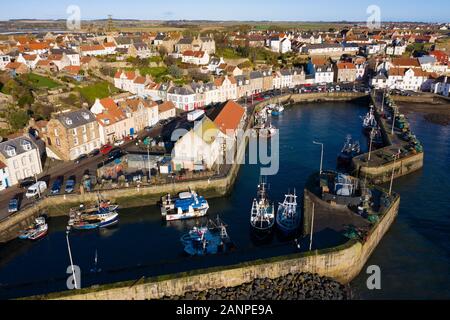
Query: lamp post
389 150 400 196
309 202 315 251
313 141 324 175
66 227 78 289
391 104 397 136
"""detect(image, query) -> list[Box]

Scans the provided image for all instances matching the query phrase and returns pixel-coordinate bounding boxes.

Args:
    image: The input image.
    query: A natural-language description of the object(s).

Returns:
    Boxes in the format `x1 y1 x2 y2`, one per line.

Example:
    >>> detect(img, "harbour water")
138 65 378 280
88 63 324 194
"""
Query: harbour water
0 101 449 299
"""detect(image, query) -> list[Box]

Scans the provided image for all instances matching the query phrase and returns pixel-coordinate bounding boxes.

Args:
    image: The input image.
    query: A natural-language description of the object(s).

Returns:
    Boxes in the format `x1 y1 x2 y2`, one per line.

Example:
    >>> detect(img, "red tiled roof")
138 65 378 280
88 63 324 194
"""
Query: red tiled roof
213 100 245 135
158 101 176 113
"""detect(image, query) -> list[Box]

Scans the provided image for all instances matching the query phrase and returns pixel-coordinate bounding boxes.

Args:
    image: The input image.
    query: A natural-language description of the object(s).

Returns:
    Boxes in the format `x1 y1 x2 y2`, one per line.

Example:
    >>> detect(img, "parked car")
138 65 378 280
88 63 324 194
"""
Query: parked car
8 199 19 213
65 178 76 194
108 149 124 161
51 179 62 195
88 149 100 157
19 177 36 189
114 140 124 147
25 181 47 199
75 154 88 164
100 144 113 155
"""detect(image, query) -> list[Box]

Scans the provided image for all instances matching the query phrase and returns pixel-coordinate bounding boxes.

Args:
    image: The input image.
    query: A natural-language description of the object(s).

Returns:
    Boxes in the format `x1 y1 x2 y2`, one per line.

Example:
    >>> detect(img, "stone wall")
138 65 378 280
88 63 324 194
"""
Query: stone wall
30 189 400 300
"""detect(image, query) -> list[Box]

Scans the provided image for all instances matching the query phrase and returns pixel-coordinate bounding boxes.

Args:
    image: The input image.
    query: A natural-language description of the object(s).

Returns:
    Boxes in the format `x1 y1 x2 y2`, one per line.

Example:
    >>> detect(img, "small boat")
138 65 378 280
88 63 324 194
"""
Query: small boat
69 211 119 230
180 216 233 256
369 128 384 149
259 123 277 139
28 223 48 241
18 217 47 240
337 135 362 168
161 190 209 221
271 104 285 116
250 178 275 233
276 190 301 236
362 106 378 135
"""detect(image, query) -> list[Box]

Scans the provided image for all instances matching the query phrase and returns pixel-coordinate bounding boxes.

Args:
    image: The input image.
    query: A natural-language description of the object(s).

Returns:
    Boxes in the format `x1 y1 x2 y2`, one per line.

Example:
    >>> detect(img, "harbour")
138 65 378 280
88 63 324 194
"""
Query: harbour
0 100 449 300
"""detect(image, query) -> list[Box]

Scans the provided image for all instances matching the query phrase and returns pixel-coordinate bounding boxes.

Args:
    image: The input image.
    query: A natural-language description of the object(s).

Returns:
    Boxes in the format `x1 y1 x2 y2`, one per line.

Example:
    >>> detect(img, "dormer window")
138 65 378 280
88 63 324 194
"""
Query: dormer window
6 145 16 157
21 140 32 151
65 117 73 126
104 119 110 125
81 112 90 120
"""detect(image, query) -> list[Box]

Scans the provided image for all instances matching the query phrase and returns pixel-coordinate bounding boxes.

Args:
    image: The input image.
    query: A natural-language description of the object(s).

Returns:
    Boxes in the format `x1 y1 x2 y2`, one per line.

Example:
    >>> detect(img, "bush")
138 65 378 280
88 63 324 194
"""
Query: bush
9 110 30 130
168 65 183 79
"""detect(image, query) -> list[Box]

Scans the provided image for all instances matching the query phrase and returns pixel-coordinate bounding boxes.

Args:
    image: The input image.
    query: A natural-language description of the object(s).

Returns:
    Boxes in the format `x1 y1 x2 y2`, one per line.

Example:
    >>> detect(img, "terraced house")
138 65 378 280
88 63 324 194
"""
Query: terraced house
0 135 43 187
45 110 101 161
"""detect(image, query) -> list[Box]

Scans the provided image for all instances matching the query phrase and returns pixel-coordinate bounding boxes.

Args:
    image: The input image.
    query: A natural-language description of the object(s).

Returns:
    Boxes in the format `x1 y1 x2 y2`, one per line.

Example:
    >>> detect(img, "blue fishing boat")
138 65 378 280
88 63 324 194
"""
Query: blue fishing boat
276 190 301 236
69 211 119 230
161 190 209 221
271 104 285 116
180 216 233 256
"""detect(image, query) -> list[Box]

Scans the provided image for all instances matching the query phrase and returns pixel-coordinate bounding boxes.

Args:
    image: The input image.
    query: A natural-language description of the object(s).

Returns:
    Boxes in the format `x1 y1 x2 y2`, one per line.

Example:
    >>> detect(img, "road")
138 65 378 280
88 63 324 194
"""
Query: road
0 124 163 221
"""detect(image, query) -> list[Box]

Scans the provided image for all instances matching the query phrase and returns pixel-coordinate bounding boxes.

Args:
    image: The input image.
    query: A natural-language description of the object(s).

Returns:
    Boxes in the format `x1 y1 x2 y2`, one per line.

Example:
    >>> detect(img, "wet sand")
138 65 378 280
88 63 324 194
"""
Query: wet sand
397 102 450 126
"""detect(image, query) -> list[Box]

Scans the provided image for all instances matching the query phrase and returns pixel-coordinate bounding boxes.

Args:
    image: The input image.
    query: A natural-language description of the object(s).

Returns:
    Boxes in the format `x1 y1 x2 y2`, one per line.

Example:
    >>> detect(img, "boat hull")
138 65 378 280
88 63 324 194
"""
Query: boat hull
164 207 209 221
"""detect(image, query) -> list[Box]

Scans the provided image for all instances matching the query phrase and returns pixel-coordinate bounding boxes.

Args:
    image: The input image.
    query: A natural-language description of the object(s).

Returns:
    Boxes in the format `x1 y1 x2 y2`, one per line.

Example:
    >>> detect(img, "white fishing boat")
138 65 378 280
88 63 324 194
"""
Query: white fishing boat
161 190 209 221
250 179 275 233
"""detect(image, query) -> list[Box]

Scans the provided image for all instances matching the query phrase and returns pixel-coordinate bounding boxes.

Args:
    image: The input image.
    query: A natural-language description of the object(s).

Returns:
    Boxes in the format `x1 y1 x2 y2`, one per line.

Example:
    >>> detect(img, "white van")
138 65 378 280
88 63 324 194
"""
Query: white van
25 181 47 199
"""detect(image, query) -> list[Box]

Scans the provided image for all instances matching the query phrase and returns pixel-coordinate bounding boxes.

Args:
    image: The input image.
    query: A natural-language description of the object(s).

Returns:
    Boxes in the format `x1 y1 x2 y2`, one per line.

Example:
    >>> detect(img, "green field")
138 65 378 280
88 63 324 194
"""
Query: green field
24 73 60 89
76 82 120 104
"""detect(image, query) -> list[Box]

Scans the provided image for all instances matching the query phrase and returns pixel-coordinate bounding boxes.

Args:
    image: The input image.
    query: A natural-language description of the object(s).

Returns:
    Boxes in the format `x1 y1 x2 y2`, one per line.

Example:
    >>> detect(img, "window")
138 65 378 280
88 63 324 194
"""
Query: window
6 146 16 157
56 138 61 147
54 128 59 137
22 156 27 166
73 137 79 146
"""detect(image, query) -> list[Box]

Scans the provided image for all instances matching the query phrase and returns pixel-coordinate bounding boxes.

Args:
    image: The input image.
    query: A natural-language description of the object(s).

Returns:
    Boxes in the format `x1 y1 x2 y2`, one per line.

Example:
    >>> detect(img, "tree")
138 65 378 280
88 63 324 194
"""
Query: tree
168 65 183 79
9 110 30 130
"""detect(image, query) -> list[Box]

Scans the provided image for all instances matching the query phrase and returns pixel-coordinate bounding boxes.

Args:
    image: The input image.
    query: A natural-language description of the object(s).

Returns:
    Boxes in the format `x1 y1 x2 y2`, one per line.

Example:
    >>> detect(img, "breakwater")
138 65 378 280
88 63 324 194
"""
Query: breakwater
352 93 424 184
161 273 349 300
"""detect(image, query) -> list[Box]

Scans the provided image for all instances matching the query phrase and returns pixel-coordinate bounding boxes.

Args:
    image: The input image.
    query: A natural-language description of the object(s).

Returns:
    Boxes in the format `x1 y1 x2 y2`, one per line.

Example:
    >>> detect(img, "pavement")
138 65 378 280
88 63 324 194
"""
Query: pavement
0 124 163 221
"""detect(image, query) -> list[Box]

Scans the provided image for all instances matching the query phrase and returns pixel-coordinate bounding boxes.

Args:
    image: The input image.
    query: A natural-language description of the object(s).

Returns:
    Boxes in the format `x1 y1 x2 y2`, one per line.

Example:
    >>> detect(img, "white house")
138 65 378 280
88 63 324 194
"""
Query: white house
0 55 11 71
214 76 237 102
315 64 334 84
372 68 429 91
17 54 41 70
80 45 108 57
167 86 198 111
0 136 43 187
0 161 10 191
181 50 210 65
433 76 450 97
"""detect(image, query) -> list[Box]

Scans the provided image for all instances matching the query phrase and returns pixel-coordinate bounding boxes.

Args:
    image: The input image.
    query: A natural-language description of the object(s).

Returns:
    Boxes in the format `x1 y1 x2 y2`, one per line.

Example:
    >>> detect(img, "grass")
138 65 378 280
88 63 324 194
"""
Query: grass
24 73 60 89
216 47 243 60
76 82 120 104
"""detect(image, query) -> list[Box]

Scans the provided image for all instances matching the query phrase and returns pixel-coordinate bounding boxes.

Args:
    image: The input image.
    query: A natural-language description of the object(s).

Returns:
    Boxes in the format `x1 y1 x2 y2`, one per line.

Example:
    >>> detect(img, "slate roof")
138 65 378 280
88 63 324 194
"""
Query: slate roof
55 109 96 129
0 135 37 159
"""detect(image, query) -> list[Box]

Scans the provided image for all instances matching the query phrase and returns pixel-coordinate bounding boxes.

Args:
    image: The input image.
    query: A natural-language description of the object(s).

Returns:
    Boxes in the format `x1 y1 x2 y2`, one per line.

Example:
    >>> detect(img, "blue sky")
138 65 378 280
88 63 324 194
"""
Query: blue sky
1 0 449 22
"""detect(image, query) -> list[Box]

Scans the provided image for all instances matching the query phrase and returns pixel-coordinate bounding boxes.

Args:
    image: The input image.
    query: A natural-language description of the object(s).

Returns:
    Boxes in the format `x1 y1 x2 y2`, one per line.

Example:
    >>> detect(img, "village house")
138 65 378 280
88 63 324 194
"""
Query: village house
158 101 177 120
215 75 238 102
207 57 225 73
90 98 134 144
0 54 11 70
79 45 108 56
45 109 101 161
4 62 28 75
17 53 41 70
249 71 264 94
372 67 429 91
119 97 159 132
335 62 357 82
0 135 43 187
128 42 154 58
114 70 138 92
35 60 58 73
50 48 80 66
47 53 72 71
181 50 210 65
235 75 251 99
167 85 198 111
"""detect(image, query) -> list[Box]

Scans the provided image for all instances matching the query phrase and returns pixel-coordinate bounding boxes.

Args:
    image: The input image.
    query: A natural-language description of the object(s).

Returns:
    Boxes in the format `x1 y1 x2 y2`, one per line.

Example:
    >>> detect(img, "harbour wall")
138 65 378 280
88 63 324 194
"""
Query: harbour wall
352 94 424 184
29 190 400 300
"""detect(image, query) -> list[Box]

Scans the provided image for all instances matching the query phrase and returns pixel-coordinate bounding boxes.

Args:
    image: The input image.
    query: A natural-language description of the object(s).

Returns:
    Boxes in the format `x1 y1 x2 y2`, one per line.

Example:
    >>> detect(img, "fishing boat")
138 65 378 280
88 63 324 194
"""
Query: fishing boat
369 127 384 149
160 190 209 221
28 223 49 241
337 135 362 168
276 190 301 236
18 217 47 240
362 106 378 135
259 122 277 139
69 211 119 230
271 104 285 116
180 217 233 256
250 179 275 234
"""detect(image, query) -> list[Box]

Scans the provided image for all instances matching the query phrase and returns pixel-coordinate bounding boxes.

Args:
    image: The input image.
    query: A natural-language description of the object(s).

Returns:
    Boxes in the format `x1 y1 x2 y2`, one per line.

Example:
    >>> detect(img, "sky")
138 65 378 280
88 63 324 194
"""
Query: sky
0 0 449 23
